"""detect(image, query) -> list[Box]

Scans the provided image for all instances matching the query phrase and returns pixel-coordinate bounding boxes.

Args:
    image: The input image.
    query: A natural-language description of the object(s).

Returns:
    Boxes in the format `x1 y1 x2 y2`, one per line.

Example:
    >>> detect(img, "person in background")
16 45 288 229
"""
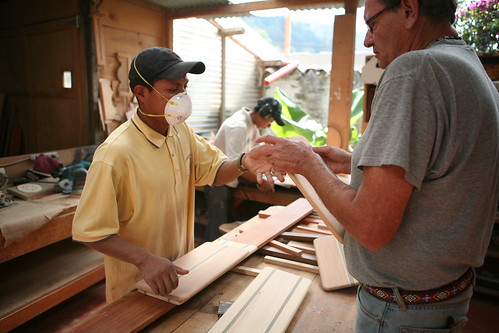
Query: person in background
71 47 270 303
204 97 285 241
248 0 499 331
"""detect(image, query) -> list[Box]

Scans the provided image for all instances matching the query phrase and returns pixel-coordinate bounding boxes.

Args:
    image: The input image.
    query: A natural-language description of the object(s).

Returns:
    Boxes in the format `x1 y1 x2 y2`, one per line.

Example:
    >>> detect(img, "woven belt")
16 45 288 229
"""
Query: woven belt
362 268 473 304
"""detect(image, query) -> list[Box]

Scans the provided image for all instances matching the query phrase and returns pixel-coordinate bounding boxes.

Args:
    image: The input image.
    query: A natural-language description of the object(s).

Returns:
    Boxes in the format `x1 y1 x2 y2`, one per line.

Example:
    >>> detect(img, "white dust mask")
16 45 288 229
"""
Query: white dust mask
163 92 192 126
138 91 192 126
134 59 192 125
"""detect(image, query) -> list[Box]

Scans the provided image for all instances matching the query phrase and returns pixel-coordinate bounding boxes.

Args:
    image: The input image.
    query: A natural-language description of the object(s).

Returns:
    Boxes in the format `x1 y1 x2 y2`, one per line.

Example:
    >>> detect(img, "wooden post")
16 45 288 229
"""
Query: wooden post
327 1 357 149
165 11 173 48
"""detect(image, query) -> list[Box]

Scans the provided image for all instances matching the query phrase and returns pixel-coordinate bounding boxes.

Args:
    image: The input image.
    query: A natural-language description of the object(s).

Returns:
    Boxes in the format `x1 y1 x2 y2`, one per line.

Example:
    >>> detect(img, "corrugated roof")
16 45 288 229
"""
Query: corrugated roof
146 0 230 10
145 0 354 11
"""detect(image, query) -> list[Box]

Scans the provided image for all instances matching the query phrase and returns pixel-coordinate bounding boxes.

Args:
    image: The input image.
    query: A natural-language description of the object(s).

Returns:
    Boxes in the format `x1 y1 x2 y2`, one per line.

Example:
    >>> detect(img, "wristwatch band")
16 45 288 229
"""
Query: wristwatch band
237 152 248 173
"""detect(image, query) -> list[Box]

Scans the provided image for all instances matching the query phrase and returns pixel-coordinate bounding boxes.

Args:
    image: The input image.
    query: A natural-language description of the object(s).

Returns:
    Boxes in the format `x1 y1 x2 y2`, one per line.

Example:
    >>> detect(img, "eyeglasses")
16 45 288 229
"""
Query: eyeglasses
365 1 400 33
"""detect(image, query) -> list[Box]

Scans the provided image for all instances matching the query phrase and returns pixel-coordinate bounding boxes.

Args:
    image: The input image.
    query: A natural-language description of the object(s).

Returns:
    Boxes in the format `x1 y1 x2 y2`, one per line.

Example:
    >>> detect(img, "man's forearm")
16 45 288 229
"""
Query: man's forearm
84 234 149 267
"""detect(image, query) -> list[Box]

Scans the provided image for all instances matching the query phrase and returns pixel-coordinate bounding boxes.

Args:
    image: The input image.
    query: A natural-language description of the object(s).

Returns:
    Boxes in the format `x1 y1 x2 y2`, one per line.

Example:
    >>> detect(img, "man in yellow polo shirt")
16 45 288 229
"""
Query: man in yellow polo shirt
72 47 269 303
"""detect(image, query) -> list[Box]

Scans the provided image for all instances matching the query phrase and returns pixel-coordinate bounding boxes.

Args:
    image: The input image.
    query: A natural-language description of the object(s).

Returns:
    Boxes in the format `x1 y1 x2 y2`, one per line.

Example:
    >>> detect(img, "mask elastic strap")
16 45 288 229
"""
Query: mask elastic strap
137 107 175 119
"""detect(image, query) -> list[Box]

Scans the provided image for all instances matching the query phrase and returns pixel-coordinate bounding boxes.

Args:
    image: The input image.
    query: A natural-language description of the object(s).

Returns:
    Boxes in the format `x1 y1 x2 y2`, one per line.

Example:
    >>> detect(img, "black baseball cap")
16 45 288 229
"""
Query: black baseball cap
255 97 285 126
129 47 206 91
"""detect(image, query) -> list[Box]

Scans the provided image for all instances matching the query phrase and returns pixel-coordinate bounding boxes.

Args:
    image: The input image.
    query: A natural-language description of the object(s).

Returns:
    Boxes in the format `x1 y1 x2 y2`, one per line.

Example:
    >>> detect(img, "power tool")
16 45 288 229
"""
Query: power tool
58 161 91 194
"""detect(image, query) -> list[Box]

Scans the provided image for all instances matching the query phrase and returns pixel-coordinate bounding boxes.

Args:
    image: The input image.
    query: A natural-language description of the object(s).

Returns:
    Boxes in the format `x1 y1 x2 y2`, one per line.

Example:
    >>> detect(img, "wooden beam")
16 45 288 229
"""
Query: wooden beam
327 11 356 150
164 10 173 48
170 0 345 19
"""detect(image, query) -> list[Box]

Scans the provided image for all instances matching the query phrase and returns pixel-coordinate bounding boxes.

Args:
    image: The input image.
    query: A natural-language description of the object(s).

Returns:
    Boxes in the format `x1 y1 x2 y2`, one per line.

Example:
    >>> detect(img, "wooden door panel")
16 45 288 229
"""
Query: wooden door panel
25 18 87 153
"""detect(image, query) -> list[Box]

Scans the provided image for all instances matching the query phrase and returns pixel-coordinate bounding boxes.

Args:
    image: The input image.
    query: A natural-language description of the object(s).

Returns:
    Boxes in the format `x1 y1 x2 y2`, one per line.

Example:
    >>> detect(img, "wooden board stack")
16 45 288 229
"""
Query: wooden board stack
208 267 311 333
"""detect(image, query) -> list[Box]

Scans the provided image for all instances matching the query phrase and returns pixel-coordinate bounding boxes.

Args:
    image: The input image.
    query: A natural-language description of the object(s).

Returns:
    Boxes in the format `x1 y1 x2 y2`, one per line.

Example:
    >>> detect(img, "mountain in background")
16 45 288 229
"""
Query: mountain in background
242 15 370 54
242 16 333 53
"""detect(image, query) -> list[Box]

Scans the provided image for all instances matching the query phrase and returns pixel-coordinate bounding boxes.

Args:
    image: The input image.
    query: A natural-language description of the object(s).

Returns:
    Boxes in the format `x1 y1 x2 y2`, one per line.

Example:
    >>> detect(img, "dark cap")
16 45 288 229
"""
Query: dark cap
255 97 285 126
129 47 206 91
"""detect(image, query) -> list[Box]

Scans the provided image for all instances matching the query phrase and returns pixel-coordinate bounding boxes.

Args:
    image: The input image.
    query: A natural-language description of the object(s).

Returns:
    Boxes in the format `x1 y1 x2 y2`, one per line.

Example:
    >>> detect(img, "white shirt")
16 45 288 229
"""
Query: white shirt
214 107 259 187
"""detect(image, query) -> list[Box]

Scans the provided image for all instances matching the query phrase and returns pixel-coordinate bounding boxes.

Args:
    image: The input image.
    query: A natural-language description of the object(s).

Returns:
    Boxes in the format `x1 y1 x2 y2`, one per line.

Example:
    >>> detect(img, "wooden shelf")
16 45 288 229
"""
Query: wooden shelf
0 239 104 331
0 195 79 263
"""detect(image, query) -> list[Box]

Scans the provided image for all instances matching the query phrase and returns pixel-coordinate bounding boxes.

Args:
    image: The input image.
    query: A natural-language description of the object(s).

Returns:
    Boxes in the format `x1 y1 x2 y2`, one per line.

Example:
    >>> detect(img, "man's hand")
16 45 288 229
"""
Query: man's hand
243 142 278 183
248 136 321 180
84 235 189 297
138 254 189 296
312 146 352 174
257 179 275 192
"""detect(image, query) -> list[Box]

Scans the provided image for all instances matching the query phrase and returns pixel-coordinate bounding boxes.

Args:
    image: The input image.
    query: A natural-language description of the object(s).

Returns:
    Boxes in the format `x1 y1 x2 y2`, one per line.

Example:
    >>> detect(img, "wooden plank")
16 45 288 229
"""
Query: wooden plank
98 78 117 126
289 172 345 243
263 256 320 274
136 241 256 305
295 225 332 235
269 240 302 256
258 205 284 218
280 232 325 243
7 181 60 200
314 236 358 291
259 245 318 266
220 198 313 247
208 267 312 333
287 137 345 243
231 265 262 277
72 290 176 333
300 217 324 224
288 241 316 255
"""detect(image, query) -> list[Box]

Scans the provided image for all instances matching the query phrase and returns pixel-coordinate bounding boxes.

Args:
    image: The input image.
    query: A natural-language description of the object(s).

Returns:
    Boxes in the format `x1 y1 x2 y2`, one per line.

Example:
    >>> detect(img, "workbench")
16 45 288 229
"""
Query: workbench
142 253 357 332
0 147 104 332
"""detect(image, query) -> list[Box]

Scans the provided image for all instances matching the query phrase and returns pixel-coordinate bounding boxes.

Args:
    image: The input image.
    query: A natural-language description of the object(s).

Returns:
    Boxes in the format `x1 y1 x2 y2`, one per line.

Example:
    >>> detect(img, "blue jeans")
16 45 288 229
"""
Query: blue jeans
356 284 473 332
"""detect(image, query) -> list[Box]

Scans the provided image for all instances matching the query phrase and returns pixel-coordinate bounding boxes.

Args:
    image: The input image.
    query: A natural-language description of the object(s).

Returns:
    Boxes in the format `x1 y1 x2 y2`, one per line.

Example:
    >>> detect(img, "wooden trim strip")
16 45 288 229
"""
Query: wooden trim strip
259 245 318 266
287 241 316 255
264 255 320 274
269 240 303 256
295 225 332 235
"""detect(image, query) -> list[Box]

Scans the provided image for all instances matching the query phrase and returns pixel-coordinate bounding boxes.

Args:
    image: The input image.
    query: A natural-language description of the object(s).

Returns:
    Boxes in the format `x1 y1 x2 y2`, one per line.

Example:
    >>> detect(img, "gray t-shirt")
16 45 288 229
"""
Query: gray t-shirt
346 39 499 290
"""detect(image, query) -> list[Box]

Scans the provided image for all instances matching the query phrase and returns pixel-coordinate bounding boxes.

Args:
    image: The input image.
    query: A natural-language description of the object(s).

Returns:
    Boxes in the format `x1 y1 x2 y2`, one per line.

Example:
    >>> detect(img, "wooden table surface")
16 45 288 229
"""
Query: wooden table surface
142 252 357 332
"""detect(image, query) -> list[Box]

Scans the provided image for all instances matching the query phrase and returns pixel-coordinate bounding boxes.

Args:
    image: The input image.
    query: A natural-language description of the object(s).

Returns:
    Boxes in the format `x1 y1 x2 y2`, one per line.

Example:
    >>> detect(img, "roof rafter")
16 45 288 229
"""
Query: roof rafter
168 0 346 19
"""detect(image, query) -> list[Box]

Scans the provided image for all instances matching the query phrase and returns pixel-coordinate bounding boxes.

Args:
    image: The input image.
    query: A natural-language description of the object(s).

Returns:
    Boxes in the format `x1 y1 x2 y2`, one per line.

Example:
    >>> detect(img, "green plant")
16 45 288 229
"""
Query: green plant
455 0 498 54
270 88 327 147
270 87 364 149
349 88 364 150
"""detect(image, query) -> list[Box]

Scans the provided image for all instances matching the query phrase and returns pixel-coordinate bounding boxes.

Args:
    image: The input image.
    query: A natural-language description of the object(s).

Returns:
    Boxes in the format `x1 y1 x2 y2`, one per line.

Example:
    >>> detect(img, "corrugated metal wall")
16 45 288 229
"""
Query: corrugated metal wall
224 37 260 116
173 18 260 138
